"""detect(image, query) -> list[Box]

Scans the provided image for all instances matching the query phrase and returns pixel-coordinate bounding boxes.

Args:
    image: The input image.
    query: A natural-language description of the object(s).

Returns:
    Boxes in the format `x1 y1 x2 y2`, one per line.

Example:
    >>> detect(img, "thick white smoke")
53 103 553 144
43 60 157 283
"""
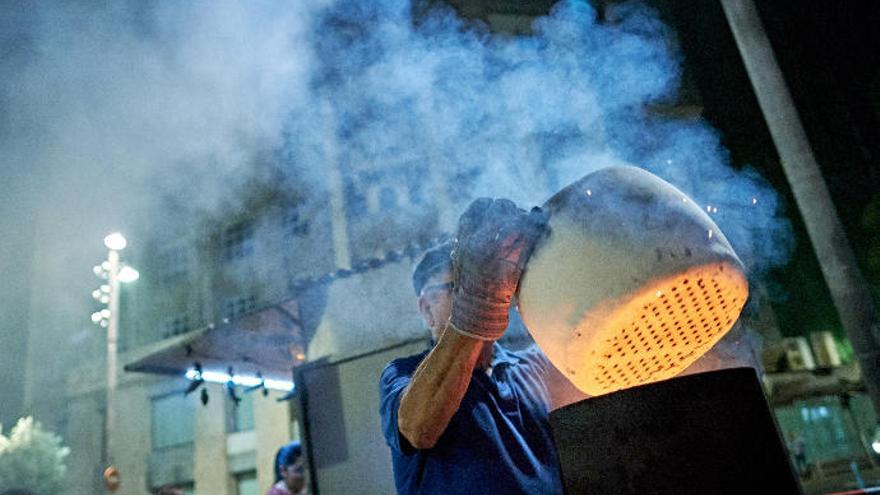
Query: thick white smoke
2 0 792 274
281 0 793 274
0 0 321 419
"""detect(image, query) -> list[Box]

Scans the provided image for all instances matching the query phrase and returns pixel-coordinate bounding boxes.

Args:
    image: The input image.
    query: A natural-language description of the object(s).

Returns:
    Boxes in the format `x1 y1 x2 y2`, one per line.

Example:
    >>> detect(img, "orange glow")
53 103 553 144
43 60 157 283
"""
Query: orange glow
562 261 749 396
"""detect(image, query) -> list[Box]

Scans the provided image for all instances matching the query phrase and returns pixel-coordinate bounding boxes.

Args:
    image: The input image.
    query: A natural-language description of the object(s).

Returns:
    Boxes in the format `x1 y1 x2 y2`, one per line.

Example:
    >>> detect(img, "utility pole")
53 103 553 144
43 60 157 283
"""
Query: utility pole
721 0 880 416
91 232 139 490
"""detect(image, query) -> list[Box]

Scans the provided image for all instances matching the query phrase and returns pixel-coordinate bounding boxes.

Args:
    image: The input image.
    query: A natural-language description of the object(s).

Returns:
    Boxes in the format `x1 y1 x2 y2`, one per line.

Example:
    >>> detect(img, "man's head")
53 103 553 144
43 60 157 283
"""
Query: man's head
413 241 454 342
275 441 305 493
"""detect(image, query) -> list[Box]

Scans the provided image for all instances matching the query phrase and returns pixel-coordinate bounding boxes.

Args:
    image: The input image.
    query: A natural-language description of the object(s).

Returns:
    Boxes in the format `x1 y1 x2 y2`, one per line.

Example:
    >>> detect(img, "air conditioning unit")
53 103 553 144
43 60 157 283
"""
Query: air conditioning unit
809 331 841 368
781 337 816 371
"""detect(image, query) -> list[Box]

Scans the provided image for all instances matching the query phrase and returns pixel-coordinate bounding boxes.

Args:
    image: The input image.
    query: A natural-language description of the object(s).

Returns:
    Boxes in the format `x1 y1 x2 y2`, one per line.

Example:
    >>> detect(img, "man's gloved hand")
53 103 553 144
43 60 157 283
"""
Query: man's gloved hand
449 198 548 341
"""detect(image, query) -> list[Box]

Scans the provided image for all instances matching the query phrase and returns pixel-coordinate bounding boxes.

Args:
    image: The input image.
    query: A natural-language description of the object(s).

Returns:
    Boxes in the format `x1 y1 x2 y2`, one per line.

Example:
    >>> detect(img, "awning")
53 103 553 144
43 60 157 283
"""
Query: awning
124 235 449 384
124 299 307 383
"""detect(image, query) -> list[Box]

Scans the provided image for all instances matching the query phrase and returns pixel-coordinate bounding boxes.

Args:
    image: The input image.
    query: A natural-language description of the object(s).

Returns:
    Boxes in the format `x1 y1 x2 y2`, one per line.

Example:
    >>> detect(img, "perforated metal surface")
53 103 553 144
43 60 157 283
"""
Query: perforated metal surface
569 262 748 395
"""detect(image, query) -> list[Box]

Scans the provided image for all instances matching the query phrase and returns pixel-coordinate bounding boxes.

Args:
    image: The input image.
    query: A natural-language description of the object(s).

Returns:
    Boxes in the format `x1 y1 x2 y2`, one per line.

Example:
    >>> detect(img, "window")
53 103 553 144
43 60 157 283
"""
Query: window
378 186 398 211
283 206 309 238
228 392 255 432
224 295 257 320
223 222 255 261
156 484 193 495
160 315 191 338
151 393 194 449
407 179 425 206
345 169 420 217
344 179 368 219
367 182 409 213
774 396 864 463
236 472 258 495
158 245 190 280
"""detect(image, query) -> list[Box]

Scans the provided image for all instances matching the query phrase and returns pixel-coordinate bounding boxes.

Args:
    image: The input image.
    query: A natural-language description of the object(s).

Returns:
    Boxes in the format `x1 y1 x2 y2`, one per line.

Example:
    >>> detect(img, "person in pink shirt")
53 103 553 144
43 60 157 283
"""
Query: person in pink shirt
266 441 306 495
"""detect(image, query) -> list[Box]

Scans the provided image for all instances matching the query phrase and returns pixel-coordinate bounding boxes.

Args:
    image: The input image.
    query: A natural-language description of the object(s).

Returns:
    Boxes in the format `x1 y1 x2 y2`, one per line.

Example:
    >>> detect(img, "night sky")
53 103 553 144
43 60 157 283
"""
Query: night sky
648 0 880 342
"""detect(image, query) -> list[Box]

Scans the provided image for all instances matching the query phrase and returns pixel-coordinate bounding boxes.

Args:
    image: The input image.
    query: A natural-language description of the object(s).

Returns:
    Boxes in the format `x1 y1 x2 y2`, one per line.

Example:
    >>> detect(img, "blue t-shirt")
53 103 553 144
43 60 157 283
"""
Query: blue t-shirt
379 343 563 495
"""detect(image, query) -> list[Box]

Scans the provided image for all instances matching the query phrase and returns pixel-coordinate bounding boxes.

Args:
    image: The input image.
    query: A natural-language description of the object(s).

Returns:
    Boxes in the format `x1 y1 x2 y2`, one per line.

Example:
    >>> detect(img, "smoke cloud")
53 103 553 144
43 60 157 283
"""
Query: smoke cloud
1 0 793 272
287 0 792 273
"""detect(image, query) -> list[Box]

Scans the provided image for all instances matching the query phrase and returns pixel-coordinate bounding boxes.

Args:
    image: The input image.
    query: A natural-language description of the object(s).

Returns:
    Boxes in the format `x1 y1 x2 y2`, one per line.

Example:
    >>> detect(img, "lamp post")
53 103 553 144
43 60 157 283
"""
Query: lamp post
91 232 138 487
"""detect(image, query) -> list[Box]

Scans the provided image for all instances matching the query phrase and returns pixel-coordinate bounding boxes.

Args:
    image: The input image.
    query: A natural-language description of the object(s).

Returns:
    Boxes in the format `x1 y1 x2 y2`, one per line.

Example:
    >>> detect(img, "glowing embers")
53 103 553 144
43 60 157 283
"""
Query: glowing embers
566 261 748 395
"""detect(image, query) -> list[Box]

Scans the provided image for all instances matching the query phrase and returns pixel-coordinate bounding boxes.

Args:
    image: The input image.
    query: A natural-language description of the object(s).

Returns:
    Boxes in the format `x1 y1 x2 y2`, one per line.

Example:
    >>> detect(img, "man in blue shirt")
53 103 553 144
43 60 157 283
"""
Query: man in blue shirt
380 199 575 494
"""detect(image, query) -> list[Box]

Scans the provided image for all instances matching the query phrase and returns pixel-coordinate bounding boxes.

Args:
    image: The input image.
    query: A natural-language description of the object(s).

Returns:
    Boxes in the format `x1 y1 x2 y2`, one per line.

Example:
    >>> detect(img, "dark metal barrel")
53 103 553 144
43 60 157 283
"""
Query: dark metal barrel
549 367 802 494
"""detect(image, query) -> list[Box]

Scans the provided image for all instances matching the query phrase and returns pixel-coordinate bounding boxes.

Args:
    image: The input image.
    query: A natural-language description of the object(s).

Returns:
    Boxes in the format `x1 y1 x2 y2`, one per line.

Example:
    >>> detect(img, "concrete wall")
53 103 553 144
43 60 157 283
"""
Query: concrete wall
307 259 424 362
110 375 156 495
194 385 233 495
66 391 105 495
253 392 294 493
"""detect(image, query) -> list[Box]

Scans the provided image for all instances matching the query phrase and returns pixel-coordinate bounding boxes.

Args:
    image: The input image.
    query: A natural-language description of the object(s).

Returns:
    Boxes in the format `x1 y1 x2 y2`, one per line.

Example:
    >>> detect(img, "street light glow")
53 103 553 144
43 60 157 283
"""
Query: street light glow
118 266 140 283
104 232 127 251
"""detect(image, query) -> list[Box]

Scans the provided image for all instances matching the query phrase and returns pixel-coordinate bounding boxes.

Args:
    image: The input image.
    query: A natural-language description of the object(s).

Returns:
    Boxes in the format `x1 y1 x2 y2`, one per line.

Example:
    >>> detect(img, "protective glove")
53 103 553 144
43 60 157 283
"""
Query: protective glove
449 198 548 341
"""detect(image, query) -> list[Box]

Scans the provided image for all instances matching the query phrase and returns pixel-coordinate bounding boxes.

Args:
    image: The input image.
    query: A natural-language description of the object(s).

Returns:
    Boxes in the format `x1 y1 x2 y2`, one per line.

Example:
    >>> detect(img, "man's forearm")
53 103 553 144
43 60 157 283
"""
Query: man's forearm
397 324 483 449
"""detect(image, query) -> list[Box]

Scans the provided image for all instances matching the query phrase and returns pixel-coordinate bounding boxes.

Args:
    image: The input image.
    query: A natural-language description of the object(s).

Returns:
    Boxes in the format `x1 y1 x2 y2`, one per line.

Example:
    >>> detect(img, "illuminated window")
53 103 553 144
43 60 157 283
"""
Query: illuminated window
151 393 194 449
774 396 865 462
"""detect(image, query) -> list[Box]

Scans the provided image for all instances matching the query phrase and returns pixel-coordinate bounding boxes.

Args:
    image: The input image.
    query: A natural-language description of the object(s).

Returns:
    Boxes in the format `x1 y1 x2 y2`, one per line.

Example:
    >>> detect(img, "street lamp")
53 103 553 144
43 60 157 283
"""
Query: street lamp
118 265 140 283
872 426 880 455
103 232 128 251
91 232 138 484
